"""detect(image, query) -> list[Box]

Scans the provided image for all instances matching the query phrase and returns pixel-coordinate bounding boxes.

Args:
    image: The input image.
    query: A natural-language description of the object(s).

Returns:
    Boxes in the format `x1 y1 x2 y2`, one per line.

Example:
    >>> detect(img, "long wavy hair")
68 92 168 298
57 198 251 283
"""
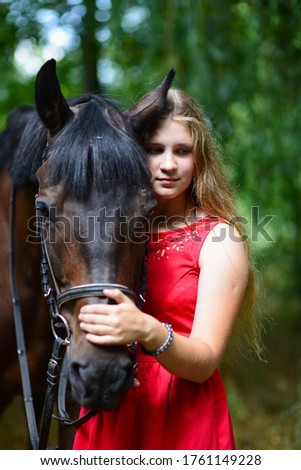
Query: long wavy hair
145 88 263 362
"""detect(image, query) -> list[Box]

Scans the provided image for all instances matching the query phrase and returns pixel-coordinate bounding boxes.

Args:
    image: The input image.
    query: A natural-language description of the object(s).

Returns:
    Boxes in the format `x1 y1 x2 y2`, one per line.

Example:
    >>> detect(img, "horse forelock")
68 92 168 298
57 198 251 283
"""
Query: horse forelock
7 95 150 194
45 96 151 199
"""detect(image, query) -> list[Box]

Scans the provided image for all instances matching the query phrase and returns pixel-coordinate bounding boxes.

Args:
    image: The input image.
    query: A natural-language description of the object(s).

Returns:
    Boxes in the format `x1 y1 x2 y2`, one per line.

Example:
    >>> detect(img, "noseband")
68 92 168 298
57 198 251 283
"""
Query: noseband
57 284 137 309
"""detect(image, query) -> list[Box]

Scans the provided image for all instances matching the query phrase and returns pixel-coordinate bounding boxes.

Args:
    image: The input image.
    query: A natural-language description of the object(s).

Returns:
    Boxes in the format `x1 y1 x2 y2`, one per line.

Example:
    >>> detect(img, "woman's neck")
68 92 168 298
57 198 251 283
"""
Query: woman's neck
151 195 204 232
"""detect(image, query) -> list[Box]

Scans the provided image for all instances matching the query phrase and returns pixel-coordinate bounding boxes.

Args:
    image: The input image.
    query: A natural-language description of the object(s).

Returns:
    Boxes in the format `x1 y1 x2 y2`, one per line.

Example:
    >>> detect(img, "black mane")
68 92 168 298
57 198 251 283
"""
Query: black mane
8 95 151 198
0 105 35 170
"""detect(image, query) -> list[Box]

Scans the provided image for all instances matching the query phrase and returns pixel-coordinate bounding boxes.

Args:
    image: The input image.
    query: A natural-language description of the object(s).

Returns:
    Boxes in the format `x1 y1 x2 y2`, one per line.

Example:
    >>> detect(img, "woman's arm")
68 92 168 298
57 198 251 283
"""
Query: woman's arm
78 223 248 383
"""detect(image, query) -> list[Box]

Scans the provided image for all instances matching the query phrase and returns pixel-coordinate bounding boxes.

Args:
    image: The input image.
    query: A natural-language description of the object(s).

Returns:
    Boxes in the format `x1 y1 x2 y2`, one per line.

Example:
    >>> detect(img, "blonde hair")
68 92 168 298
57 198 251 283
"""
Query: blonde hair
147 88 263 361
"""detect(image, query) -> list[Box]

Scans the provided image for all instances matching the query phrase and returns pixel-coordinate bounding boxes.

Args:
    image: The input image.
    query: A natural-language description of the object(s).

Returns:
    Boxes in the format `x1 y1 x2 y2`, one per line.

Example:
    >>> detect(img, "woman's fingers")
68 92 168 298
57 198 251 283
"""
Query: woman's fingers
103 288 134 304
79 289 133 316
78 288 141 345
84 333 118 345
79 320 111 335
79 304 110 316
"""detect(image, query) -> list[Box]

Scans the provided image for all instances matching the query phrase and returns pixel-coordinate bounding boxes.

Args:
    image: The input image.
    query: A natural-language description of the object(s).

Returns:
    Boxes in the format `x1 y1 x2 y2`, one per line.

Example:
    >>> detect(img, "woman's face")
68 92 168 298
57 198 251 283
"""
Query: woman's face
144 117 195 202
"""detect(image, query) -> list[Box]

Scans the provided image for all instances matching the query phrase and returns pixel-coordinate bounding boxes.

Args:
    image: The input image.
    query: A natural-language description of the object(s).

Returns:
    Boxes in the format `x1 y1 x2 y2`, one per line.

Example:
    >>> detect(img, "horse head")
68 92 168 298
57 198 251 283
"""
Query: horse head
31 59 175 410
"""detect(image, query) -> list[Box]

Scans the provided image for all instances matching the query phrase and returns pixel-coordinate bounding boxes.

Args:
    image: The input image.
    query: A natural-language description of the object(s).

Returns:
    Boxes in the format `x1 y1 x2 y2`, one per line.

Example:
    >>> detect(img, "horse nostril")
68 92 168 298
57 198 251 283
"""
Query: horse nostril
71 360 79 376
70 359 95 390
70 359 87 385
70 356 133 385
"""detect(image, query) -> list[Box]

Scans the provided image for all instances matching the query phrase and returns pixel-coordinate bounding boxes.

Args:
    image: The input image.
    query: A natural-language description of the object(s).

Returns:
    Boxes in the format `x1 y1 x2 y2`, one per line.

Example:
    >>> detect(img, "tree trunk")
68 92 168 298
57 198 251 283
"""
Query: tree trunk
81 0 103 93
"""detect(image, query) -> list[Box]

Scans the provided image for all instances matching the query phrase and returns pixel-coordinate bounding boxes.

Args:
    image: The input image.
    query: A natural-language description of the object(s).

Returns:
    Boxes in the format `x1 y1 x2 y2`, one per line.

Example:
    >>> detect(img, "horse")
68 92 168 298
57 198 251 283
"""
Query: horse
0 59 175 448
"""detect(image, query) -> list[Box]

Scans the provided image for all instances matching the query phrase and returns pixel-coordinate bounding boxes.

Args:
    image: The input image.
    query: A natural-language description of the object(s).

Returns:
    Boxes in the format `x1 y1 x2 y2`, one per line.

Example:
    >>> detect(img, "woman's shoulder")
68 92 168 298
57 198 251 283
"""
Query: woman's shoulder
199 220 248 272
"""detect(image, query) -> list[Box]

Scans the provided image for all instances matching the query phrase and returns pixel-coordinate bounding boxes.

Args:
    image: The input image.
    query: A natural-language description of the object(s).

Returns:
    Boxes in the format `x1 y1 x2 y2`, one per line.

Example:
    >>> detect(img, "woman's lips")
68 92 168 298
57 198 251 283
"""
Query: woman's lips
156 178 179 187
157 178 179 182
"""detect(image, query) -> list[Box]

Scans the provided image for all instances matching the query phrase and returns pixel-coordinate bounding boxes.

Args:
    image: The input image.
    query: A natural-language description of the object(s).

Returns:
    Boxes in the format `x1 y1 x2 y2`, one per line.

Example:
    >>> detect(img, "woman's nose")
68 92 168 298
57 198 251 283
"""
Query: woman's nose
160 151 177 171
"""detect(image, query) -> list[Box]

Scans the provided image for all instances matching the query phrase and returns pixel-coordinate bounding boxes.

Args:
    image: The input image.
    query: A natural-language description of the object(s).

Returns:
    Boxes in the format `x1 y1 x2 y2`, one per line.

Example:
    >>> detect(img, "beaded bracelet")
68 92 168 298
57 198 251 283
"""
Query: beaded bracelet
142 322 174 357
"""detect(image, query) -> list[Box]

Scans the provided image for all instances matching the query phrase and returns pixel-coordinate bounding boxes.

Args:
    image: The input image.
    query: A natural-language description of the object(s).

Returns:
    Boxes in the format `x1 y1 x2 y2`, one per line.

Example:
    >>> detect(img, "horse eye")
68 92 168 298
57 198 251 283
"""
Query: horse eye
35 200 50 219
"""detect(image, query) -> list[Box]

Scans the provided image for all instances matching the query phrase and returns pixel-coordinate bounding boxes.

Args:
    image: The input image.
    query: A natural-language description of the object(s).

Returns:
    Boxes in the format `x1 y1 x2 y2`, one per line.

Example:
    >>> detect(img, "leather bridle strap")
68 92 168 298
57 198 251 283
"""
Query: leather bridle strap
9 185 40 450
56 283 137 309
56 354 97 428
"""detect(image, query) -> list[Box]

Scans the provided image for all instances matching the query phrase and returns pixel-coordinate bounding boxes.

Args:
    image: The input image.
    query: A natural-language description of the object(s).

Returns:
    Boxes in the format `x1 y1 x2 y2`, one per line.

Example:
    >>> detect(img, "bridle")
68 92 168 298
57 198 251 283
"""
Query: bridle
9 148 148 449
35 197 144 448
35 198 140 342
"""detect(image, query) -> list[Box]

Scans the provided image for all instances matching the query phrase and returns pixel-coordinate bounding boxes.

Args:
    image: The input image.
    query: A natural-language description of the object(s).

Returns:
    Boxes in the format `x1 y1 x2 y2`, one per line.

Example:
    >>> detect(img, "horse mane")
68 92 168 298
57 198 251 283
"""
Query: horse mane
0 105 35 170
9 95 151 198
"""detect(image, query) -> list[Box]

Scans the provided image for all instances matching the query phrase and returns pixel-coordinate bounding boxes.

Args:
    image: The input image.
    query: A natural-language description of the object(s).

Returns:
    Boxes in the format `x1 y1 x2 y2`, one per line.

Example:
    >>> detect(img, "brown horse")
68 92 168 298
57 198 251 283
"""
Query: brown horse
0 59 175 448
0 105 53 415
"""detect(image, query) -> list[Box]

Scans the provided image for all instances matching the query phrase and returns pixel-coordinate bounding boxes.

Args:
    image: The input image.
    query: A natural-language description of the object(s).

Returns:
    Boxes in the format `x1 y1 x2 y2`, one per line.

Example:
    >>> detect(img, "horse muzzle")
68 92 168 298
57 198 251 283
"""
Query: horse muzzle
68 343 135 410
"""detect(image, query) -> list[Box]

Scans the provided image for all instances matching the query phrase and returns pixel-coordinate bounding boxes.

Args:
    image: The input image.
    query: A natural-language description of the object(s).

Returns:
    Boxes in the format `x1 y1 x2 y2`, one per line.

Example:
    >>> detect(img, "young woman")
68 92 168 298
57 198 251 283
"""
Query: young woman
72 88 261 450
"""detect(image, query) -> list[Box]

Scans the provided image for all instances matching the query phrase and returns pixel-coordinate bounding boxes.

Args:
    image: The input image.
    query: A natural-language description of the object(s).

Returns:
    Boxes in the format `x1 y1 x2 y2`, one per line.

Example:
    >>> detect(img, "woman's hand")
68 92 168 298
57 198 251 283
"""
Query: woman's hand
78 288 147 346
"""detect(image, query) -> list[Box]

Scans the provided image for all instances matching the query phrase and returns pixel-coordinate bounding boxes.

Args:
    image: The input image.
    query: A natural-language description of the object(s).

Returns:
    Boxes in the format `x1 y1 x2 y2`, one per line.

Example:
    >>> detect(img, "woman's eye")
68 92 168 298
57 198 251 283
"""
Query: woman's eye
176 147 192 155
144 146 162 155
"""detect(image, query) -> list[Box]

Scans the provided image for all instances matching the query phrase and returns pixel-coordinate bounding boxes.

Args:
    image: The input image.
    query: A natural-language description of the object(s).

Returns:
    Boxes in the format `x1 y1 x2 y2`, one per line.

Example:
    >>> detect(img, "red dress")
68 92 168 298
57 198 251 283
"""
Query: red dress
73 216 235 450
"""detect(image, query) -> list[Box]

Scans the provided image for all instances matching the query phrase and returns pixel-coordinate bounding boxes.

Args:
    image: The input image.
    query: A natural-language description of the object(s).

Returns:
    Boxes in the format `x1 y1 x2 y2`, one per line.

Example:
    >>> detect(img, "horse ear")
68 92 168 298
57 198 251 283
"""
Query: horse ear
124 68 176 139
35 59 73 137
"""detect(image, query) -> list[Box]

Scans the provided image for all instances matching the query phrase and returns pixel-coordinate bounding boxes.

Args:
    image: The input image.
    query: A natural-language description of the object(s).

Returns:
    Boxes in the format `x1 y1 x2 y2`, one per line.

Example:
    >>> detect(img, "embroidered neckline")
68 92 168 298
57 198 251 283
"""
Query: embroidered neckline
148 215 219 261
150 215 216 239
